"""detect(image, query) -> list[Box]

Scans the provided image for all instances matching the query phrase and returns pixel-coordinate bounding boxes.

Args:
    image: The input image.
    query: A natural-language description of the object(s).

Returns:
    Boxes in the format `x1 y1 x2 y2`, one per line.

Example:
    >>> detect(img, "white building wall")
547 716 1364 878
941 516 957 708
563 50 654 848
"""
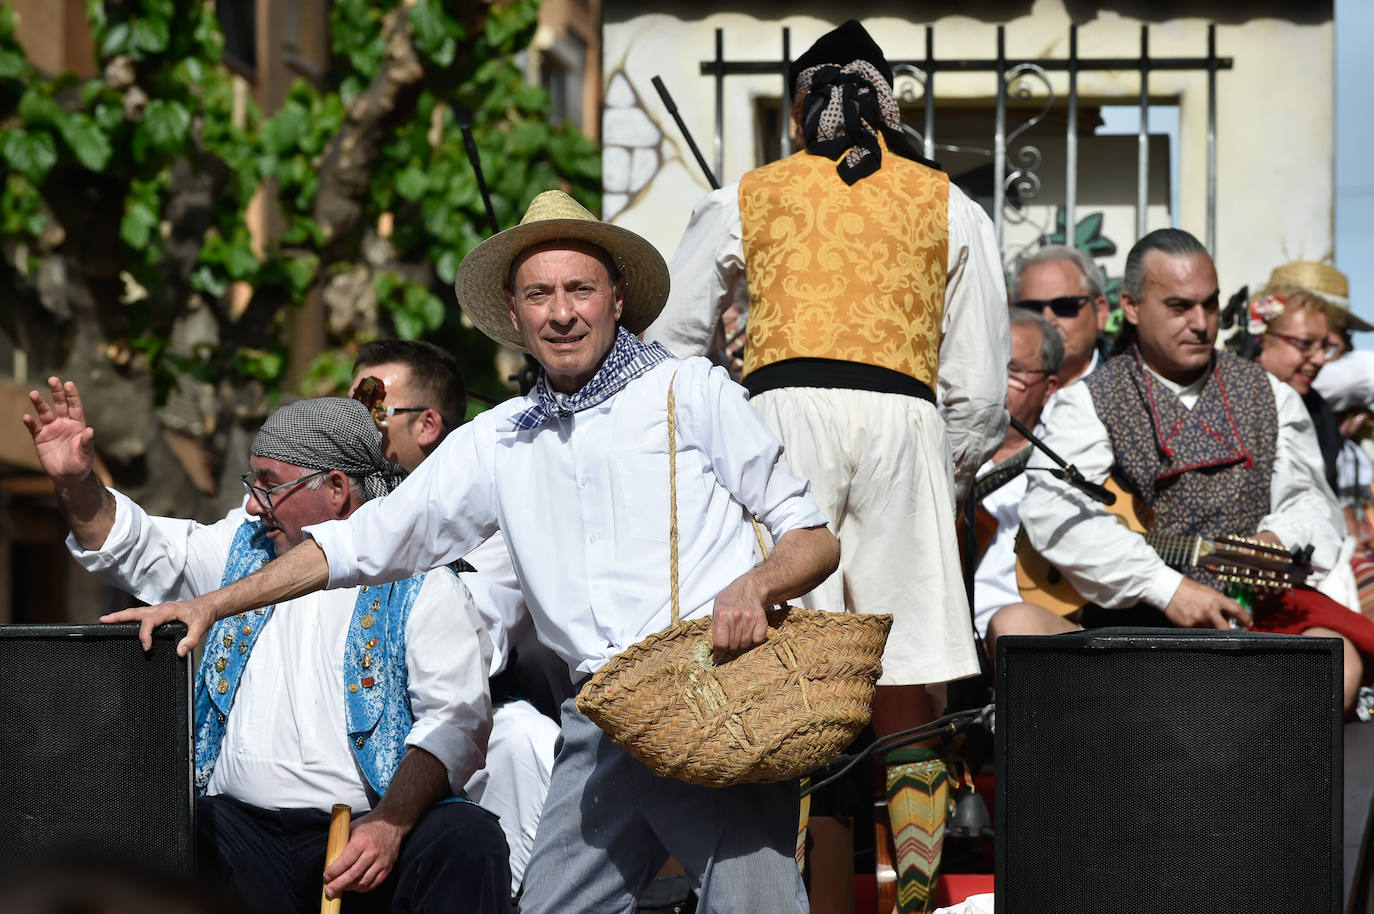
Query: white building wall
602 2 1334 298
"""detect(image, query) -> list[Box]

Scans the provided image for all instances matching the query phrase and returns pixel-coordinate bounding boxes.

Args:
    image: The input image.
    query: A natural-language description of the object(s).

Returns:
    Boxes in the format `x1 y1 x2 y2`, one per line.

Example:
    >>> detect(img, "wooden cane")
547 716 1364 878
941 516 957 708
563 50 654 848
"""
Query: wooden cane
320 803 351 914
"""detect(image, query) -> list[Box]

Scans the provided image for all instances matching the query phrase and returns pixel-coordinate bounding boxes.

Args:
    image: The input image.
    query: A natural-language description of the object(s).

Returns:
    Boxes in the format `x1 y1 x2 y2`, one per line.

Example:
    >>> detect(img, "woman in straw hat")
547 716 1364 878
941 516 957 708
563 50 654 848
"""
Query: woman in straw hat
107 189 840 914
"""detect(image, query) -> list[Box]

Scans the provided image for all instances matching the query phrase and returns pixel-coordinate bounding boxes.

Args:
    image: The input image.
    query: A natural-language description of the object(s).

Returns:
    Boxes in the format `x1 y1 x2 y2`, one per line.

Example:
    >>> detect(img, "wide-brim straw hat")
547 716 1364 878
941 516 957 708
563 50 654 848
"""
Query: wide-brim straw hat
1267 261 1373 332
453 190 670 352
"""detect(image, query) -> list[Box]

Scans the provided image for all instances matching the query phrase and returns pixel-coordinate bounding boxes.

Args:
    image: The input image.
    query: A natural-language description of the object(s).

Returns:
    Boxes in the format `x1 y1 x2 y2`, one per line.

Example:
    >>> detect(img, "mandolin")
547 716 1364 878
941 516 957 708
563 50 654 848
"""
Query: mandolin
1014 477 1312 616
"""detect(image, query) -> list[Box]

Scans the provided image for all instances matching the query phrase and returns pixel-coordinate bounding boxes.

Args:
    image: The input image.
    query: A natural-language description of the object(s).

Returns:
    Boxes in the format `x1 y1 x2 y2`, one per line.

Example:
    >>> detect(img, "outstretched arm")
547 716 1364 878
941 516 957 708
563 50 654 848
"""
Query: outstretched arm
323 747 450 898
101 539 331 655
23 377 116 550
712 524 840 651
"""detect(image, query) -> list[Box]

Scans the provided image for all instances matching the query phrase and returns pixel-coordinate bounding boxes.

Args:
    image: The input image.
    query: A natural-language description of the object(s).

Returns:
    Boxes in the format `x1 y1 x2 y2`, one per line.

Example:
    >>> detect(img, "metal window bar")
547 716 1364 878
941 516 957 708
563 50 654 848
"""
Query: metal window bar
699 23 1232 254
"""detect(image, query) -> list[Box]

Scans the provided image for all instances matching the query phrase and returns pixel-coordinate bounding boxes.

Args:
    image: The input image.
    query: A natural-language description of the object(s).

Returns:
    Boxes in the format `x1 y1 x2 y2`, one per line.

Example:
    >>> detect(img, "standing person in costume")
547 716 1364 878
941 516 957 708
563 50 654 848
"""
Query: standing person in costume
646 20 1008 912
348 338 560 898
987 229 1374 711
104 190 840 914
25 388 510 913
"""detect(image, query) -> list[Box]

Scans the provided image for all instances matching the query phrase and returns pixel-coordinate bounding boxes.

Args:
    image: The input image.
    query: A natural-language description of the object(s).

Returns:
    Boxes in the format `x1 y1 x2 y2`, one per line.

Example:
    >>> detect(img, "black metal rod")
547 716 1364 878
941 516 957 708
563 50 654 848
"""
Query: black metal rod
453 104 500 236
702 56 1233 75
651 76 720 191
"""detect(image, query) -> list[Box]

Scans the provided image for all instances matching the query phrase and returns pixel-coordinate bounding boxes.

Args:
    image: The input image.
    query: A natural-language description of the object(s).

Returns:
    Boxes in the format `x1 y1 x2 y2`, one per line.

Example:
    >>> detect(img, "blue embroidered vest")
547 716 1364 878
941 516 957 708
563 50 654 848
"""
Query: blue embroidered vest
192 521 425 798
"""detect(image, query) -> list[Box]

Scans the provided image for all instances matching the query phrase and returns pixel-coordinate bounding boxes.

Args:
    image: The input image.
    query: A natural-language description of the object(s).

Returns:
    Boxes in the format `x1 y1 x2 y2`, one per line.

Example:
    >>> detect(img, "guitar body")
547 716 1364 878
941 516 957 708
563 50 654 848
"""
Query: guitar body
1014 478 1151 616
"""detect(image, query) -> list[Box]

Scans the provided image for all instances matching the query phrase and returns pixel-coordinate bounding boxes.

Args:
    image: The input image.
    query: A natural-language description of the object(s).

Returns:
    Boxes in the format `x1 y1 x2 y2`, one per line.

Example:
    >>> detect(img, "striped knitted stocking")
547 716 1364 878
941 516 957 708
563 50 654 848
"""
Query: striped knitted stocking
885 747 949 914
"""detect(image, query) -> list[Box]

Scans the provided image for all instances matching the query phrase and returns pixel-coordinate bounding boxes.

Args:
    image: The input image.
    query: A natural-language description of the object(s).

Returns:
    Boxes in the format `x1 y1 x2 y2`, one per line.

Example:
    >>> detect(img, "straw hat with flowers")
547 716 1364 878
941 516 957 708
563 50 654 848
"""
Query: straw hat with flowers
453 190 671 352
1267 261 1373 332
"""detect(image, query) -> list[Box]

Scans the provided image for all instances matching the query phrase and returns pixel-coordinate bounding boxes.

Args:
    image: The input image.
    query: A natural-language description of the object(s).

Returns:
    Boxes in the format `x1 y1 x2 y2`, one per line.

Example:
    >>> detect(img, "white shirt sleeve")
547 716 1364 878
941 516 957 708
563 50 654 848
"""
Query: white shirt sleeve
646 182 747 358
457 531 531 677
940 183 1011 501
1259 376 1346 575
65 489 246 604
679 359 829 539
1018 383 1184 610
403 569 495 795
306 420 502 590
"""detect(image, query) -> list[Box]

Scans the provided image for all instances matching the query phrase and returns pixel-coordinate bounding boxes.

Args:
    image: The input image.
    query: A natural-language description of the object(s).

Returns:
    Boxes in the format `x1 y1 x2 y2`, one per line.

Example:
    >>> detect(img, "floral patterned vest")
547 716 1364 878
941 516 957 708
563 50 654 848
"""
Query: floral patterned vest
737 138 949 396
1083 348 1277 590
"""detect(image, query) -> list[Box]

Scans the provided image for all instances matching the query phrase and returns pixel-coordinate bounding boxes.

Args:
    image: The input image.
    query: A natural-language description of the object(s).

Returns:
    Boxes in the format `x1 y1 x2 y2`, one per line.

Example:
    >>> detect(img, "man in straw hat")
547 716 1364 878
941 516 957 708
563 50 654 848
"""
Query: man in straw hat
27 385 511 913
647 18 1009 911
105 189 840 913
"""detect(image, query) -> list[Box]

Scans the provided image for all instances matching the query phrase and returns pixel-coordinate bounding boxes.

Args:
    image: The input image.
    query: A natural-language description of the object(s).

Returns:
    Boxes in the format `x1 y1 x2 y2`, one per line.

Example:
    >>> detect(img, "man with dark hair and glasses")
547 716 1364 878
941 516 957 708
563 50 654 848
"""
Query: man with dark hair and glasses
348 338 562 899
1009 243 1111 389
987 228 1374 712
23 380 511 913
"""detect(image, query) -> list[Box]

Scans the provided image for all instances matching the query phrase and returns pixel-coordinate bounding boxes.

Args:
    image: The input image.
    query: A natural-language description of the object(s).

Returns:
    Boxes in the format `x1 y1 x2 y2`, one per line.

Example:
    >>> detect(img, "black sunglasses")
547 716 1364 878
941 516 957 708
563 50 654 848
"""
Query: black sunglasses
1013 295 1092 319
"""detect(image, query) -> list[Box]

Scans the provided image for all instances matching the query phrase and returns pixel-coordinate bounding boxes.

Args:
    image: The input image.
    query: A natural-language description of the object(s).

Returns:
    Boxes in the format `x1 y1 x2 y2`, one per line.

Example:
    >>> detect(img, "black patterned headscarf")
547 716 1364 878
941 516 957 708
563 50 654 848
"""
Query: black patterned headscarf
789 19 938 183
252 397 406 500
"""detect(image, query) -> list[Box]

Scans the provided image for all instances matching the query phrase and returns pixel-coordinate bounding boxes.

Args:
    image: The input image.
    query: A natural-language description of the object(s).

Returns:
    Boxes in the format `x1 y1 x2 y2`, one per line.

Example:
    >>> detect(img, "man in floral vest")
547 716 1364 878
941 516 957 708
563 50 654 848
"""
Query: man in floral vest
989 228 1374 712
24 386 510 914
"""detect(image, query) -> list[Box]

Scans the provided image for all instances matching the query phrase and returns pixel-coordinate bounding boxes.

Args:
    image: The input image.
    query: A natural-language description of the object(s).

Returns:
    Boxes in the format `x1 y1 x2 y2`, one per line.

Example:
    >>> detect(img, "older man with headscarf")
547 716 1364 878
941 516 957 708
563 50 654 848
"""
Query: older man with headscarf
23 380 510 914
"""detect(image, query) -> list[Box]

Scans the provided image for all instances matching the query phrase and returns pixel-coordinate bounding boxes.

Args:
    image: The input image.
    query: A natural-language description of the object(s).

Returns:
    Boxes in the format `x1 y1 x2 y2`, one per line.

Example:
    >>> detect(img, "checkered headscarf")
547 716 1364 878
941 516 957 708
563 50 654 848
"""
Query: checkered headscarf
252 397 406 500
793 59 905 185
508 327 673 432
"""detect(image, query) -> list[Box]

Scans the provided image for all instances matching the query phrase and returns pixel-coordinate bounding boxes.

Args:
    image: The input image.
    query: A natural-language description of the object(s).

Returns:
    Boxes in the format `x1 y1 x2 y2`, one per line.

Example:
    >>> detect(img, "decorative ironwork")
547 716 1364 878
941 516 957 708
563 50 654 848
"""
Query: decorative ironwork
694 22 1232 256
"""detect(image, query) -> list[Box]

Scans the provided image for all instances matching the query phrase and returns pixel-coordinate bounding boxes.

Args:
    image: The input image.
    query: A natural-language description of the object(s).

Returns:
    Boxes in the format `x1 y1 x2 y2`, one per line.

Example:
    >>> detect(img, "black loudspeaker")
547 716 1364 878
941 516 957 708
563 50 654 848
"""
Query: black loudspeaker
0 623 193 873
996 628 1341 913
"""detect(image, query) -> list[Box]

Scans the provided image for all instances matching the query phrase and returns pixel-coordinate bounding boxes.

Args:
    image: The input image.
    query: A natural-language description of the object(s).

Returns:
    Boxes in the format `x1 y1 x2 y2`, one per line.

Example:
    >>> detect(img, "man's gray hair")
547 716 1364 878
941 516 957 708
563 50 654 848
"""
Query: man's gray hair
1010 308 1065 376
252 397 406 502
1009 244 1105 302
1121 228 1209 302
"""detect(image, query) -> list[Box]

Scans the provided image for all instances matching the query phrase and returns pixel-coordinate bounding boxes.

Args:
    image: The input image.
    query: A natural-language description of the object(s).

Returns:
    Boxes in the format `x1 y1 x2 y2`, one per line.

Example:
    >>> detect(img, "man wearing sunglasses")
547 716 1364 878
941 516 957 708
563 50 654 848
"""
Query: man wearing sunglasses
987 229 1374 712
1009 244 1111 390
24 384 511 913
348 338 562 899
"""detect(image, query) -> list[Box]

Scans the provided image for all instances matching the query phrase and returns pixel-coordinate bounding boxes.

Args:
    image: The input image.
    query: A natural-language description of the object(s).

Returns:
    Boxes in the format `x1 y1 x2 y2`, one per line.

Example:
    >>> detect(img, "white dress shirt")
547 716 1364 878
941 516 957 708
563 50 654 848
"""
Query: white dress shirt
1019 363 1345 611
645 178 1009 499
306 357 829 676
971 459 1031 636
69 490 493 812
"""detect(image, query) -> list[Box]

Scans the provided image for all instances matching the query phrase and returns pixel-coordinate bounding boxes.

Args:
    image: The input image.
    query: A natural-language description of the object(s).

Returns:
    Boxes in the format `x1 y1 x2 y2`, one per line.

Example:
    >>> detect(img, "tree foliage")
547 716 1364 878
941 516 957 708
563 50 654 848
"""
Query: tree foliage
0 0 599 519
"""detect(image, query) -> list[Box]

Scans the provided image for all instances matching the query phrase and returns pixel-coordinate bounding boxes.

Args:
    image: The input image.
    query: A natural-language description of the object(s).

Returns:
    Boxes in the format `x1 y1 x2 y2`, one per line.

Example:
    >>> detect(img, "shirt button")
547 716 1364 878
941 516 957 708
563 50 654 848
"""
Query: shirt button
589 534 598 544
592 584 601 592
579 478 588 488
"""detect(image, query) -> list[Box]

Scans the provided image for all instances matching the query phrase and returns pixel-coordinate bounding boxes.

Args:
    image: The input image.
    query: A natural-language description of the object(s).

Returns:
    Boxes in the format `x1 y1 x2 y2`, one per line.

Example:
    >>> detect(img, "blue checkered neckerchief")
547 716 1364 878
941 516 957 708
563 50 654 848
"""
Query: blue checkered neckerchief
508 327 673 432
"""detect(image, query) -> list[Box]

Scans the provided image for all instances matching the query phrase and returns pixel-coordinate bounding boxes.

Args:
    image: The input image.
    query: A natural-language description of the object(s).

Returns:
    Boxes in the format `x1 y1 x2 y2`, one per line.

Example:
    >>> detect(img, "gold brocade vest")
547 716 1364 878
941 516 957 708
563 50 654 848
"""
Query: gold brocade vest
737 143 950 391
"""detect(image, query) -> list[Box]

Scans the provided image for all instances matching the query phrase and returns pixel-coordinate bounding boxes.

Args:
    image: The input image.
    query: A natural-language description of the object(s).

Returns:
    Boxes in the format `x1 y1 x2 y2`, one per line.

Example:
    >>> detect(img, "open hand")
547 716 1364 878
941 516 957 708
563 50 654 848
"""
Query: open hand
23 377 96 484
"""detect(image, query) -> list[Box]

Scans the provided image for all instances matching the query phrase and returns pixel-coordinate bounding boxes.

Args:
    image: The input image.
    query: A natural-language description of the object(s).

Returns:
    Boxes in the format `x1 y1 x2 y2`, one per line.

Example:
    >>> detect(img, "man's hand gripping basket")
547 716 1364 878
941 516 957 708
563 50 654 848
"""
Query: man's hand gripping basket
576 374 891 787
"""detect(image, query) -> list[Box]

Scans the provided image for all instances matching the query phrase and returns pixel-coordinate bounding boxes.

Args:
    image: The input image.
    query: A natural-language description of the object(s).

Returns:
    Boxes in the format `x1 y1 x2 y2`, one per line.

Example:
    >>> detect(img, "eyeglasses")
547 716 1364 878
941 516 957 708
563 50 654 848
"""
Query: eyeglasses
1008 362 1054 383
351 376 430 428
1270 333 1341 361
241 469 329 513
1013 295 1092 319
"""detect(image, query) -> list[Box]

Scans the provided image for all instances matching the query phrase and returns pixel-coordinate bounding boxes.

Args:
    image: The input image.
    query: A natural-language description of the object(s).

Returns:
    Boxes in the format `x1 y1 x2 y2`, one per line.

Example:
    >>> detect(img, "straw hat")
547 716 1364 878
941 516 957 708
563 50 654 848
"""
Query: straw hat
453 190 671 352
1267 261 1373 332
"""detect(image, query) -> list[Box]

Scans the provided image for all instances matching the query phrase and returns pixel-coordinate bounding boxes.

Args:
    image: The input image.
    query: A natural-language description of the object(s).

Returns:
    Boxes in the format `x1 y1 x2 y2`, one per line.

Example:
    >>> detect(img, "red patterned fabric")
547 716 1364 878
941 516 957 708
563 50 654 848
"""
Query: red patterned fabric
1253 586 1374 664
1352 547 1374 621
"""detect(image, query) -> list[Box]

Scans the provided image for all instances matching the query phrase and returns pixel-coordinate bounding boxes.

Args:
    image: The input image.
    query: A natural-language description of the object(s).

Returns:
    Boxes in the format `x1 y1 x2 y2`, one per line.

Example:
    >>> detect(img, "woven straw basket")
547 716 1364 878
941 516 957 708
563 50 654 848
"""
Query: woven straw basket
576 374 892 787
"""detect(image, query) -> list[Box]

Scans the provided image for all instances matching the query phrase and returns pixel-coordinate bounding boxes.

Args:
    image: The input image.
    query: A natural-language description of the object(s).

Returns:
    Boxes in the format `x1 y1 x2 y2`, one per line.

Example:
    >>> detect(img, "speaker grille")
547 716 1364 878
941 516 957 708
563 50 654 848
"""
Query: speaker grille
0 624 193 872
997 629 1340 913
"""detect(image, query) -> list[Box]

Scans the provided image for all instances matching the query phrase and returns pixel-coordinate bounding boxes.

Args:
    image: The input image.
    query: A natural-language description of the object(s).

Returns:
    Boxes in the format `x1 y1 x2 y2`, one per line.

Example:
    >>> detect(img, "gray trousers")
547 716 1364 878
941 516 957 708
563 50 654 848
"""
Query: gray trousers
518 699 809 913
